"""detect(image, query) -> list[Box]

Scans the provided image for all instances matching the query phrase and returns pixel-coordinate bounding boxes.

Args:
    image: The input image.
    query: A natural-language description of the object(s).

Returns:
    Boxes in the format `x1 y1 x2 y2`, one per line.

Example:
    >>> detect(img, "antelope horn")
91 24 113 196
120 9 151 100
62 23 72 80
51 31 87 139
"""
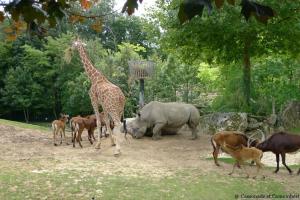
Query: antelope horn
259 129 266 141
247 134 254 147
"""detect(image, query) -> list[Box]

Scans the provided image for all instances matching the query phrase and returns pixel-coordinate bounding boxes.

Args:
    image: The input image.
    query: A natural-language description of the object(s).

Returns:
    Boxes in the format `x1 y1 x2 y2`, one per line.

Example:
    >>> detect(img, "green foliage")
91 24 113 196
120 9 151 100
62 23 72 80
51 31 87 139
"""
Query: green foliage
153 0 300 113
251 56 300 114
1 0 300 122
146 55 203 104
62 73 93 116
212 64 250 112
212 56 300 114
1 67 43 121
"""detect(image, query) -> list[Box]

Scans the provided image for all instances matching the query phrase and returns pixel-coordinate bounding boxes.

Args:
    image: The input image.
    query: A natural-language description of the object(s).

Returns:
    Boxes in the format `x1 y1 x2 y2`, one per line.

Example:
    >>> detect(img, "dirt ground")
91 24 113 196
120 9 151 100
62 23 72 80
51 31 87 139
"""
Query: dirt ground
0 124 299 183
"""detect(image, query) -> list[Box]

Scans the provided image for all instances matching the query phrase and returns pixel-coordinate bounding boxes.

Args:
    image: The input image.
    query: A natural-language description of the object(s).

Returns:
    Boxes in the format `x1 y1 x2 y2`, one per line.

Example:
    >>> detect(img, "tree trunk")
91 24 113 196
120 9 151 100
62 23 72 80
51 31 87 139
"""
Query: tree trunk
23 108 29 123
243 38 251 106
53 107 57 120
174 87 177 102
185 82 189 103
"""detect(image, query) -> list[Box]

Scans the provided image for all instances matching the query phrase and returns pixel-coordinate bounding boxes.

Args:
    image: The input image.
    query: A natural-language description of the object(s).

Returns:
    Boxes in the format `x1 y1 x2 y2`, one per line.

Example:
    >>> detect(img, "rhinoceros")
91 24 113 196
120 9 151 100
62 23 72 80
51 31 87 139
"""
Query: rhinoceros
126 101 200 140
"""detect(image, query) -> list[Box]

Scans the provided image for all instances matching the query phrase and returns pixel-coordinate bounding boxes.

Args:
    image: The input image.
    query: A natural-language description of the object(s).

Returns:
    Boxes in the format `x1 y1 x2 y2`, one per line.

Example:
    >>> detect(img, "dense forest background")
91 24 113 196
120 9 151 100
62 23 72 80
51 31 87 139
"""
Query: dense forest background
0 0 299 122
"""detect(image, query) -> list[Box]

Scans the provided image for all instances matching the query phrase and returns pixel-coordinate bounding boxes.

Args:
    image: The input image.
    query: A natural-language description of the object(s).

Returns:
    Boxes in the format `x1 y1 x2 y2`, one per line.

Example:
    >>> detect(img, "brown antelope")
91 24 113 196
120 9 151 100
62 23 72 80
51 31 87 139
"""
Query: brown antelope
52 114 69 146
223 142 264 179
211 131 260 166
70 113 114 148
70 115 96 148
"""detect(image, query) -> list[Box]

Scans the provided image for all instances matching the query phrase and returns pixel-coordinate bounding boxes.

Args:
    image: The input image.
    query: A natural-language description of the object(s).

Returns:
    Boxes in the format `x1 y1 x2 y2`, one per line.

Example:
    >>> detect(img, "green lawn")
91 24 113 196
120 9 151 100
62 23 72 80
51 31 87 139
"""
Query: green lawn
0 119 50 131
0 167 289 200
288 127 300 134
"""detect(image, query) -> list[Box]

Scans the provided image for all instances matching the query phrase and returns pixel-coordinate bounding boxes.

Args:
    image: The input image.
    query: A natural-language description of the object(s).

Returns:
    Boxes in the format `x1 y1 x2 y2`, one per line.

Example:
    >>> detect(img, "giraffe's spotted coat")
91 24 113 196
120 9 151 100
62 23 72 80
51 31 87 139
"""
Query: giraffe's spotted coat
72 39 125 155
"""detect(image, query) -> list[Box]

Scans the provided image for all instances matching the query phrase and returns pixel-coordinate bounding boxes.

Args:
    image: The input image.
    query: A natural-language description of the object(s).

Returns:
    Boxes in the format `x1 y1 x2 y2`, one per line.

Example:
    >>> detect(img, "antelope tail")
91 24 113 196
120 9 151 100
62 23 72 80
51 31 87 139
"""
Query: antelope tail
211 137 216 152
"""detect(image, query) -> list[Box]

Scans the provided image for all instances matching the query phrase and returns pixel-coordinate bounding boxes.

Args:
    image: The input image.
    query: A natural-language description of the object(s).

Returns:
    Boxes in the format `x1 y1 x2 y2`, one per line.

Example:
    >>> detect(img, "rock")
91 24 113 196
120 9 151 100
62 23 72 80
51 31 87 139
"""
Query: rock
247 119 263 130
198 112 248 135
280 101 300 129
245 129 265 141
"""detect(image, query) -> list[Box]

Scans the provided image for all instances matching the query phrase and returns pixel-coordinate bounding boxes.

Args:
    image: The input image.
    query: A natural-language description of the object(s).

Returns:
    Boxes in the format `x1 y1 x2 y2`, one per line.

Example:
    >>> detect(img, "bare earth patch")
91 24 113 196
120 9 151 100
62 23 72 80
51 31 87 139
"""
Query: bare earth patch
0 123 299 184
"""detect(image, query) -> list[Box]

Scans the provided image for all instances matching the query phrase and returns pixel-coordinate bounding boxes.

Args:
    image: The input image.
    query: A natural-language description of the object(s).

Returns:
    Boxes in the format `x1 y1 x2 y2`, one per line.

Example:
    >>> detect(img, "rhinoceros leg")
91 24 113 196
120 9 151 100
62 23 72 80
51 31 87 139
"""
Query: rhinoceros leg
152 123 165 140
190 127 198 140
187 124 198 140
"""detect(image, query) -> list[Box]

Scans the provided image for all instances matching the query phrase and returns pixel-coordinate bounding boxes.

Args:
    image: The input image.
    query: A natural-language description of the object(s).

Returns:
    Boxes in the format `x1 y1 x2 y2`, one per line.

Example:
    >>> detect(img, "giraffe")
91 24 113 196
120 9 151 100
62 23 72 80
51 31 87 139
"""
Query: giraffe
72 38 125 156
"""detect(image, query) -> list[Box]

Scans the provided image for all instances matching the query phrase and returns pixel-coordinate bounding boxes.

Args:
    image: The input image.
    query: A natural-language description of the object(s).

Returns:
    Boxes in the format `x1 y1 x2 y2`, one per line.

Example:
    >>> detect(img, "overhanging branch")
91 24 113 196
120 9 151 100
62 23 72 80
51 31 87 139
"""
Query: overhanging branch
66 8 121 19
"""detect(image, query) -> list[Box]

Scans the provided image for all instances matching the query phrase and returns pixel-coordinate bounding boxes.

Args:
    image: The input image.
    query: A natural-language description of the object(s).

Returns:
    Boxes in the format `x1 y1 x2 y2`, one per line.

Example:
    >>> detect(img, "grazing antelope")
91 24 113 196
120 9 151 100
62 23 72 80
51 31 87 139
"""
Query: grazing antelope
69 115 81 142
223 142 264 179
71 115 96 148
211 131 260 166
256 131 300 174
70 113 114 148
52 114 69 146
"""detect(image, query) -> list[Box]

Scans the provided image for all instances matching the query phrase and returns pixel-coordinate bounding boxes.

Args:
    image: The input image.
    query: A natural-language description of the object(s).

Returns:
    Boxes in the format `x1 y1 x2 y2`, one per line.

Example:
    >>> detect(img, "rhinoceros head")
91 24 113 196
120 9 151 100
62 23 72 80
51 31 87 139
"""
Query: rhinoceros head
130 112 148 139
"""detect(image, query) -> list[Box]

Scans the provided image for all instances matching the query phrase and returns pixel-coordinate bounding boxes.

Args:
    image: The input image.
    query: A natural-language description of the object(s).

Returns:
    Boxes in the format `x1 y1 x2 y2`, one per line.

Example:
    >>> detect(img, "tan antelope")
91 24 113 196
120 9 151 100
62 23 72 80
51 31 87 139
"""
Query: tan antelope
211 131 260 166
223 142 264 179
52 114 69 146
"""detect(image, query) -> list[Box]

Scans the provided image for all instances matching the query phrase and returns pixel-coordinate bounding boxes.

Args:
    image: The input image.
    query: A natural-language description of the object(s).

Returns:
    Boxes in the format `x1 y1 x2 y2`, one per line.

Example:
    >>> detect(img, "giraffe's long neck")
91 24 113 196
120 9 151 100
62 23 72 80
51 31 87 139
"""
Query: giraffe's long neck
77 45 108 82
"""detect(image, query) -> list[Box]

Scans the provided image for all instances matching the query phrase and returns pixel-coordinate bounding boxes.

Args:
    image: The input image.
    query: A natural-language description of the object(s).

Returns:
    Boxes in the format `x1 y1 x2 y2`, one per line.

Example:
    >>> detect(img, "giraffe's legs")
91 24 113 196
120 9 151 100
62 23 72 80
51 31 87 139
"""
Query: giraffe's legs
104 114 121 156
112 127 121 156
90 93 102 149
104 116 116 146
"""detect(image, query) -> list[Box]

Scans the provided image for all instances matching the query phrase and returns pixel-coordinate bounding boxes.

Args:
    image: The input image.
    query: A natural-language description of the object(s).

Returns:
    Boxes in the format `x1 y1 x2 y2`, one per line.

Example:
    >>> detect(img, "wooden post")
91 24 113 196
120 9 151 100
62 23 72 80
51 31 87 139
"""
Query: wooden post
139 79 145 109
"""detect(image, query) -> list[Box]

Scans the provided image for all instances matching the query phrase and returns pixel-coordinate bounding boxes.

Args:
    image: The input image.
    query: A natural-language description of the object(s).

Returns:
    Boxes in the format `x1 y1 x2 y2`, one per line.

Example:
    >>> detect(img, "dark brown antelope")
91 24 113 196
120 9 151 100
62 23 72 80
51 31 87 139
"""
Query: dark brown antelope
256 131 300 175
52 114 69 146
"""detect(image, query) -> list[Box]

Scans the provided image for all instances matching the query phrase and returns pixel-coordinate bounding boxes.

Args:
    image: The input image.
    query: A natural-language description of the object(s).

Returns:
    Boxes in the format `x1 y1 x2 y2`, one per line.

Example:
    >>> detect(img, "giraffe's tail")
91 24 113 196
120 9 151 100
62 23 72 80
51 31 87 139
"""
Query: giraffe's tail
121 114 128 139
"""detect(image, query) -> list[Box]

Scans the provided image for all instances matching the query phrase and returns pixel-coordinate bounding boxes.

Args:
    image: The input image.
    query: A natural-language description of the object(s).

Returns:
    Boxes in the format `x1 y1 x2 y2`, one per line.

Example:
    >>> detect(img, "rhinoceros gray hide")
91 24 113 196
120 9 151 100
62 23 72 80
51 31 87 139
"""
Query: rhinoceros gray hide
125 101 200 139
198 112 248 135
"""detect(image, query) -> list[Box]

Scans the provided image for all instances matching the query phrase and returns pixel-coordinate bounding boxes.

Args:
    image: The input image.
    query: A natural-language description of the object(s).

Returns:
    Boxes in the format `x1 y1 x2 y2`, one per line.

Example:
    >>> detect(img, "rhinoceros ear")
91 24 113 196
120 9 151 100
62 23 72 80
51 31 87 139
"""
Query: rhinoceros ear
137 112 141 118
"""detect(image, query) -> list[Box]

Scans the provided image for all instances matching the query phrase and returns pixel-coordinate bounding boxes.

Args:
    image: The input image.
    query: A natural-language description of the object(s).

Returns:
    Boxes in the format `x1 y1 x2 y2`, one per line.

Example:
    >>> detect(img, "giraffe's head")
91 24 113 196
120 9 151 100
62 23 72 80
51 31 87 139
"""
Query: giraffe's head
71 38 87 49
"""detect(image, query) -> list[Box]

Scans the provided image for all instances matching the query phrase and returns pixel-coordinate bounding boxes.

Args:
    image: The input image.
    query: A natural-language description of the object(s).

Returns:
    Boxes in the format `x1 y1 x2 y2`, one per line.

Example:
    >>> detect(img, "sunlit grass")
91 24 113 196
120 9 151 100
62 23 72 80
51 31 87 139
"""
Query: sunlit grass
0 167 288 200
288 127 300 134
0 119 49 131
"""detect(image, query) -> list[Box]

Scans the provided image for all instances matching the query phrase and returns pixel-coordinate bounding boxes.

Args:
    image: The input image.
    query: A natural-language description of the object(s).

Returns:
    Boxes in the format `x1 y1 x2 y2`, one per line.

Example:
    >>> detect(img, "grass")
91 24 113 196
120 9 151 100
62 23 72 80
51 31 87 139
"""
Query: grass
0 119 50 131
30 122 52 129
206 157 236 165
0 167 290 200
207 157 300 170
288 127 300 134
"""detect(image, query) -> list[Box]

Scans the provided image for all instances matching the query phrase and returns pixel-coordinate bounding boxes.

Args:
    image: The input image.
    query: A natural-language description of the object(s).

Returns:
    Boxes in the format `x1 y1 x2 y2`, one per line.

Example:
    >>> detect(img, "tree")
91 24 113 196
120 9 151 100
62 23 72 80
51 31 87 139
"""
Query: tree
145 54 202 104
153 0 300 110
1 67 43 122
0 0 278 42
62 72 93 115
